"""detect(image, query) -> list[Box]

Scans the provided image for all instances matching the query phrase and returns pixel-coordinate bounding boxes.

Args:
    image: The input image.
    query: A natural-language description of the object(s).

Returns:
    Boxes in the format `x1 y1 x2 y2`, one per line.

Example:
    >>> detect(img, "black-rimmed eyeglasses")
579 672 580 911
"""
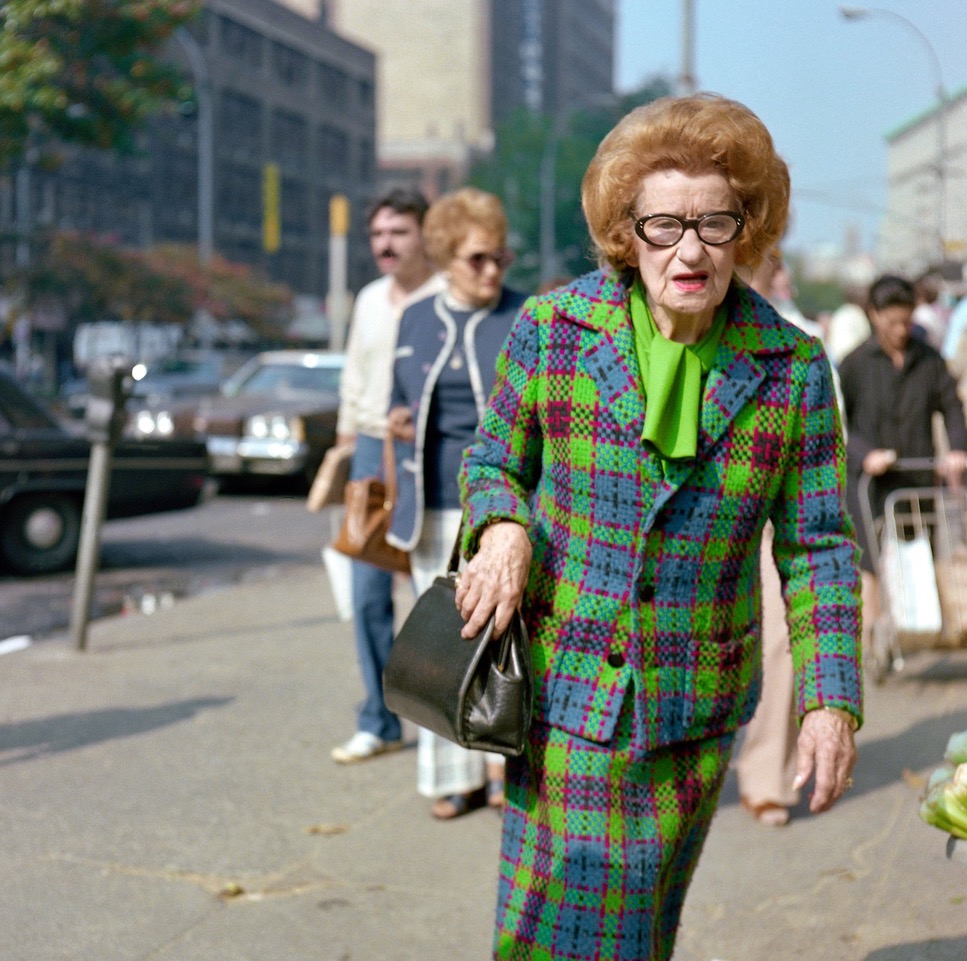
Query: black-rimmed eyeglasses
632 211 745 247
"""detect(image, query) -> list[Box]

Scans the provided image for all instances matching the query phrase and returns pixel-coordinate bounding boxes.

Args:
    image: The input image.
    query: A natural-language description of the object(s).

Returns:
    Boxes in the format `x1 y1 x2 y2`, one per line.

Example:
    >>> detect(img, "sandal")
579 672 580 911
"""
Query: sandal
741 797 790 827
486 778 505 810
431 790 483 820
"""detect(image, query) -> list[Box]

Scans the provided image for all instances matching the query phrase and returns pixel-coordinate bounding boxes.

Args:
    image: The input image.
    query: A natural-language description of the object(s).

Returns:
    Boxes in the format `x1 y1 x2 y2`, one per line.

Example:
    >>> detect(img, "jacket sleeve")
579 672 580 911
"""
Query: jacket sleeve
459 299 544 555
769 340 863 727
336 300 366 437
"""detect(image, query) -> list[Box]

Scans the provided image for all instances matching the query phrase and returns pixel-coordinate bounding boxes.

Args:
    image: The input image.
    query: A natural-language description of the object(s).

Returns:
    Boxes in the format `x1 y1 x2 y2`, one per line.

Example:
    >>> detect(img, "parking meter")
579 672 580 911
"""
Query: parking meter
72 355 133 651
85 355 133 445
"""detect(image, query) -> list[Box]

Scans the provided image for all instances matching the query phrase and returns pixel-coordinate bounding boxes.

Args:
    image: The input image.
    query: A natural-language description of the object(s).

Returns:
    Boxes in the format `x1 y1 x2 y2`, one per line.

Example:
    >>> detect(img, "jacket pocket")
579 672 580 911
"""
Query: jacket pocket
684 628 761 741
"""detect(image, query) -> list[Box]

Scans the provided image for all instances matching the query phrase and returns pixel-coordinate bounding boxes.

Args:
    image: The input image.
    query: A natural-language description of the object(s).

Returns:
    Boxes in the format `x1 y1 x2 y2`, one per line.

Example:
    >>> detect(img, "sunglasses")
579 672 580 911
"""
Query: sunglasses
458 250 515 272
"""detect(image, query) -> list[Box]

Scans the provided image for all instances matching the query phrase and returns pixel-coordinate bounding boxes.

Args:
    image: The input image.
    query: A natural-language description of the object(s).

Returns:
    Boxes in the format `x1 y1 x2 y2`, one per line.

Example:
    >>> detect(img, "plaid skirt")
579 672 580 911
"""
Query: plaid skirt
493 703 735 961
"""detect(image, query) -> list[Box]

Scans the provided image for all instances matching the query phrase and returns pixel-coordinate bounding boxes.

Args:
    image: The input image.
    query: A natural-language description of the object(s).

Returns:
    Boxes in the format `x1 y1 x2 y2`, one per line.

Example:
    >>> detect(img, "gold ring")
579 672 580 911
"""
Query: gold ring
844 777 854 790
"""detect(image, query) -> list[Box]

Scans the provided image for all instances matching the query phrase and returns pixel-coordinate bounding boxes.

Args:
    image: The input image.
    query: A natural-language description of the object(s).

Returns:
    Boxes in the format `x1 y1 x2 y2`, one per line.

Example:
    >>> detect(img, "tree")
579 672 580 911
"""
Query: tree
17 232 293 340
0 0 201 168
469 78 674 293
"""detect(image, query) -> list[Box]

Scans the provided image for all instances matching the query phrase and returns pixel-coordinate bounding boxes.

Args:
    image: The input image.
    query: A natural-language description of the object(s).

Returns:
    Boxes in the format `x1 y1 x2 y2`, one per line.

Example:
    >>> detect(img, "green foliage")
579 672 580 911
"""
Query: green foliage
788 257 849 320
0 0 201 167
469 78 674 294
17 232 293 337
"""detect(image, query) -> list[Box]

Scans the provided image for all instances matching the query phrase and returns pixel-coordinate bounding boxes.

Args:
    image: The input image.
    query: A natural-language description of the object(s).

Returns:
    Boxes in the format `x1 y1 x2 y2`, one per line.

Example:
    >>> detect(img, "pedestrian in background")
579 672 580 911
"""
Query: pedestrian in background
330 187 442 765
456 93 862 961
839 273 967 663
734 248 841 827
386 187 527 819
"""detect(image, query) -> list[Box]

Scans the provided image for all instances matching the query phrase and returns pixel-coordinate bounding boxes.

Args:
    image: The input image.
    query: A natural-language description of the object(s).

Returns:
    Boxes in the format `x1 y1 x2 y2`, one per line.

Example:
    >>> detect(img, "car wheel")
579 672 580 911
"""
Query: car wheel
0 493 83 575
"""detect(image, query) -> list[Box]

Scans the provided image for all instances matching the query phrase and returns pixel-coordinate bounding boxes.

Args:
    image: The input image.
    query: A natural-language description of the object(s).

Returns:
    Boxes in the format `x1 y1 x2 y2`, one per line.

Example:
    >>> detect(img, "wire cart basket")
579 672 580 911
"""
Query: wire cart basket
859 458 967 684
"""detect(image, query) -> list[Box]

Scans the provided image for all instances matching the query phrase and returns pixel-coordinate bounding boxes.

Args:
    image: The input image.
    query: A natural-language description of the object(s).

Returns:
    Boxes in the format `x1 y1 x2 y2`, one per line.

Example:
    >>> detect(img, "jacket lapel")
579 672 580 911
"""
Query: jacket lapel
557 273 798 509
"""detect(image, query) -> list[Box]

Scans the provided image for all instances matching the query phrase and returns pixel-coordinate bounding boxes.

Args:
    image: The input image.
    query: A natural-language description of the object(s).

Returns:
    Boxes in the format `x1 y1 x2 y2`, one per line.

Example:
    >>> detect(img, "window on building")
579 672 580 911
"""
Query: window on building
357 137 374 186
272 109 308 169
273 42 309 87
318 124 349 177
220 91 262 161
357 77 374 111
219 16 263 68
218 163 262 231
274 249 307 292
318 63 350 110
281 177 309 237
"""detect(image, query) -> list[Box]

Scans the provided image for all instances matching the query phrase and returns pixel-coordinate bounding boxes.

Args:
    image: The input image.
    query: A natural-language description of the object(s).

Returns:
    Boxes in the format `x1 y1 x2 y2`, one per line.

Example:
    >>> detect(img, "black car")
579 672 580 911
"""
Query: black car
0 371 211 575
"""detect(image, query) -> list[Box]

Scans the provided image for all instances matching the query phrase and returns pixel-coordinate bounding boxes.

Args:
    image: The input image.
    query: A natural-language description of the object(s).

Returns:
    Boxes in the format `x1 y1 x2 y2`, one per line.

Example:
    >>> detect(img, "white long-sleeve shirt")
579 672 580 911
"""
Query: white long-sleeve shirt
336 272 443 439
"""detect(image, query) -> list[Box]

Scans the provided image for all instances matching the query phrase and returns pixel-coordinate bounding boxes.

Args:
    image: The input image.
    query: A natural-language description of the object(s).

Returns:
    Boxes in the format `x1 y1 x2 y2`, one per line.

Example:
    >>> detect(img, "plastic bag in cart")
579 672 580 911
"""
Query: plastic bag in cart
880 531 942 649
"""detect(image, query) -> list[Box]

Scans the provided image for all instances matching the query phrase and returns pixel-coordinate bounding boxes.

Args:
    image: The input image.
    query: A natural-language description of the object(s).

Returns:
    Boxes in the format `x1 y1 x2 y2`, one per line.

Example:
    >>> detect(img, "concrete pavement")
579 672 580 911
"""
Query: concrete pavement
2 562 967 961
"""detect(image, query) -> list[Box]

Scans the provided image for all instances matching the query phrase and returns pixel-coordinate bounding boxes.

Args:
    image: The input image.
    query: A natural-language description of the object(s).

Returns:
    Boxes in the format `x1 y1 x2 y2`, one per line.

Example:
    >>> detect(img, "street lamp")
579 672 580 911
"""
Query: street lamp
174 28 214 265
839 5 948 264
539 93 618 283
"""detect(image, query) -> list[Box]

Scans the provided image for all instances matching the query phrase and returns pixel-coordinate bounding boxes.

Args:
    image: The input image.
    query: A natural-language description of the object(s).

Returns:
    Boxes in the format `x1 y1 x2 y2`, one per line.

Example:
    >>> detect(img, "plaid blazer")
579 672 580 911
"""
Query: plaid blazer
460 269 862 753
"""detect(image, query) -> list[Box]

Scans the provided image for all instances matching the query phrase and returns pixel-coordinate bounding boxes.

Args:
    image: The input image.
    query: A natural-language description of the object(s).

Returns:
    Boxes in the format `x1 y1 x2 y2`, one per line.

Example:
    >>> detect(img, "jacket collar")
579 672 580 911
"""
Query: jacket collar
561 269 801 514
558 268 800 357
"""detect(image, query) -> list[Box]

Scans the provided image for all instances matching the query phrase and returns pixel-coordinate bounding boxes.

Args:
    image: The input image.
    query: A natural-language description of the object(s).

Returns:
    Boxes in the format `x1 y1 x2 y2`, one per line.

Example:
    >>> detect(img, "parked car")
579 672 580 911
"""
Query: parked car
0 370 211 575
129 354 233 403
128 350 344 487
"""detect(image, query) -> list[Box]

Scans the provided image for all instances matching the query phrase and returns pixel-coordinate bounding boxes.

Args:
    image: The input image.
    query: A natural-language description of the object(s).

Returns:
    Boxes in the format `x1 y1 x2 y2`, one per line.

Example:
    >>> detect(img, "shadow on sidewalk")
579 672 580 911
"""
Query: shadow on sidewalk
864 935 967 961
0 696 233 766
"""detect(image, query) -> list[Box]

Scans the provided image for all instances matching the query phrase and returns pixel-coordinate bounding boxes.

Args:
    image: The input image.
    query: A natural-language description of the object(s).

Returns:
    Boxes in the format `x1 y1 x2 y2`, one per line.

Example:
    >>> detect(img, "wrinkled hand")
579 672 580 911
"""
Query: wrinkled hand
794 709 857 813
386 406 415 442
455 522 531 639
940 450 967 489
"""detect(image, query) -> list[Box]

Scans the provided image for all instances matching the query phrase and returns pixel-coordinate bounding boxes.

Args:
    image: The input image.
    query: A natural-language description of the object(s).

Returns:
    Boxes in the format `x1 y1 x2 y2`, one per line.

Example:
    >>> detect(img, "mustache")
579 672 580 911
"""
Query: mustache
377 248 398 259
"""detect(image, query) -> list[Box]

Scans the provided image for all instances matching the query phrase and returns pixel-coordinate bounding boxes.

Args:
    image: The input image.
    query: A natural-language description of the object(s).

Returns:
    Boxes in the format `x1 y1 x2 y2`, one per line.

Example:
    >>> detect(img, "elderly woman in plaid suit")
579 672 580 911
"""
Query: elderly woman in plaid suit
456 94 863 961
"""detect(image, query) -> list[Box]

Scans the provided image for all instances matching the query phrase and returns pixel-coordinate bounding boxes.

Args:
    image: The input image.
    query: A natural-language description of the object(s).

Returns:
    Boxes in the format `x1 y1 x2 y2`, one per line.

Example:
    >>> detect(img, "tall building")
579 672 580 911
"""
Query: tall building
879 87 967 279
3 0 377 300
321 0 615 197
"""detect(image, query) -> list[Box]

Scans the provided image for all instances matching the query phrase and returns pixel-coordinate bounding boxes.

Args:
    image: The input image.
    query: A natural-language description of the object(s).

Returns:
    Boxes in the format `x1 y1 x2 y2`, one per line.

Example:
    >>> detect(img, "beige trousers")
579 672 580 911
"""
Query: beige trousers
734 523 801 808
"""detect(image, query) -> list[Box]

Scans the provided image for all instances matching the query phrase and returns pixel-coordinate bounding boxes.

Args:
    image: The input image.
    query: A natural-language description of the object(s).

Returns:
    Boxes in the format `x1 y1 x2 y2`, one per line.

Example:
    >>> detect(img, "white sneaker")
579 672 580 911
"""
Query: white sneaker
331 731 403 764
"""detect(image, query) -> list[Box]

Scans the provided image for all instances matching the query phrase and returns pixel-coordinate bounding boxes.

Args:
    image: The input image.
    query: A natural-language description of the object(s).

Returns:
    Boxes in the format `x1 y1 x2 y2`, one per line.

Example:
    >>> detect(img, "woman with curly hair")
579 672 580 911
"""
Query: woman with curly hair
455 94 863 960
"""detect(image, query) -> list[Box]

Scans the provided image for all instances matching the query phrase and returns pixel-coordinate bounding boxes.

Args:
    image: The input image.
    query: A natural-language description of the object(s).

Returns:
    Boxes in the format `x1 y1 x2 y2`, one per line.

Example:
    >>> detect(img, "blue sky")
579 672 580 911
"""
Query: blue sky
615 0 966 257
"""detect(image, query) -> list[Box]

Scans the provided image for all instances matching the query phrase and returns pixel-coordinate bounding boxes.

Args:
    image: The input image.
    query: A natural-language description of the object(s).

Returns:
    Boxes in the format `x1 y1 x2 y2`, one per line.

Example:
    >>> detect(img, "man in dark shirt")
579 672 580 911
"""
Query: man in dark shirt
839 274 967 662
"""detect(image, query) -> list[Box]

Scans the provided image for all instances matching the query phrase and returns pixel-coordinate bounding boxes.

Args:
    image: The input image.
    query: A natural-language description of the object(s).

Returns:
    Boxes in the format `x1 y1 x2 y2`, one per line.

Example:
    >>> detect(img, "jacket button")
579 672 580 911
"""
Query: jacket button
640 582 656 601
607 651 625 668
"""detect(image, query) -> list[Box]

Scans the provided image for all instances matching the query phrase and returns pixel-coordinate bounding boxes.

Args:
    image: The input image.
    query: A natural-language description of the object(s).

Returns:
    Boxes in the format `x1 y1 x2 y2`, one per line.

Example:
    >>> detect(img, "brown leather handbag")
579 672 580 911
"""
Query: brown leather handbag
331 437 410 574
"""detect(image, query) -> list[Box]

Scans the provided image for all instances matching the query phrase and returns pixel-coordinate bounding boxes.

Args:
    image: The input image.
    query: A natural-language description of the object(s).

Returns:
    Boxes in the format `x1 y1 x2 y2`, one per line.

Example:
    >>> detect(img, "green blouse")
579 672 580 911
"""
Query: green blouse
629 276 726 462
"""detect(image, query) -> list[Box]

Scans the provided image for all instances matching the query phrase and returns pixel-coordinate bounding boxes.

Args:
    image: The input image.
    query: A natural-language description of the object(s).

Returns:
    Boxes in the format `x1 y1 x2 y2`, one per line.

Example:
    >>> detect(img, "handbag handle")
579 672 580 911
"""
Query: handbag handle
382 433 399 506
446 516 465 577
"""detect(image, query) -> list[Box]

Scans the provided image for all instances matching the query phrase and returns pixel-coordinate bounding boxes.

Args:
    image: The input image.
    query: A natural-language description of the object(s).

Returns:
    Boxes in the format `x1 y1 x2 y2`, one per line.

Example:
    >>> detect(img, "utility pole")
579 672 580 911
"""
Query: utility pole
679 0 697 95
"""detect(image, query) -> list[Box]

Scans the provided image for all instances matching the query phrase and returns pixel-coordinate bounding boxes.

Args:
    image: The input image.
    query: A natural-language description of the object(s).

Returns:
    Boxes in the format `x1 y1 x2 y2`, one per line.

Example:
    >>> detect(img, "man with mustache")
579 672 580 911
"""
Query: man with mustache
331 187 442 763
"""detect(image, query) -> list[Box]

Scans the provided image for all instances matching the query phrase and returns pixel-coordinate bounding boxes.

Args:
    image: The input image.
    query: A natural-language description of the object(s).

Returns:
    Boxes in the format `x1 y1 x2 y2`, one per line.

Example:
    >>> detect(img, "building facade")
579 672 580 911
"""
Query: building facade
880 87 967 280
5 0 377 300
322 0 615 197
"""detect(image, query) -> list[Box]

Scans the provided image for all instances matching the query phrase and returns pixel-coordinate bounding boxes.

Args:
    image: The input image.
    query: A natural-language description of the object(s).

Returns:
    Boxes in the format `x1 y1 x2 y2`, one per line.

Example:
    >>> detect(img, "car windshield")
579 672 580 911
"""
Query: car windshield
230 363 341 397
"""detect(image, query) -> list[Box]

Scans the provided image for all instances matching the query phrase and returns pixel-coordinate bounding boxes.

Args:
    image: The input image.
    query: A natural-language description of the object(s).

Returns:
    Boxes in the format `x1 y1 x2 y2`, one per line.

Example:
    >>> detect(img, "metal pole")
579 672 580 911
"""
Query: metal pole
839 7 947 263
175 28 214 265
679 0 697 96
538 117 562 284
15 161 30 269
539 93 618 285
70 442 112 652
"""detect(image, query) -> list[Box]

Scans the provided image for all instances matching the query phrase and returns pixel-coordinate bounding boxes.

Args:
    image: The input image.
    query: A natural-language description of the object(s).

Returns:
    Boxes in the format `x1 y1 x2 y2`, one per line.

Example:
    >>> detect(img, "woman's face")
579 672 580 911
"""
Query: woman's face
629 169 740 336
447 226 510 308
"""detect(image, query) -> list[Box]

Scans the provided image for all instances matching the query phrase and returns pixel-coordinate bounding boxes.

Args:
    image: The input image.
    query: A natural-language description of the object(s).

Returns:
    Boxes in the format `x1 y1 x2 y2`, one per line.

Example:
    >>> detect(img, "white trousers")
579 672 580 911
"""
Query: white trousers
409 508 503 798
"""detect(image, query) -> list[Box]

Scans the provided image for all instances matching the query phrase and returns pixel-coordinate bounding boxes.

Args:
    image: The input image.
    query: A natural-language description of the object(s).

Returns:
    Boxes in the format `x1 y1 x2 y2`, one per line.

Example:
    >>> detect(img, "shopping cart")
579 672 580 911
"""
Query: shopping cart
858 458 967 684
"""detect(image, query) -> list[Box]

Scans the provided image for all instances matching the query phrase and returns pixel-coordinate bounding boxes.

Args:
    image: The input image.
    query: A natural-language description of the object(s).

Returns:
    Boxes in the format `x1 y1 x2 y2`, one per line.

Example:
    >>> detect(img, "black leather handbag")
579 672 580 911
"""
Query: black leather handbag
383 525 533 757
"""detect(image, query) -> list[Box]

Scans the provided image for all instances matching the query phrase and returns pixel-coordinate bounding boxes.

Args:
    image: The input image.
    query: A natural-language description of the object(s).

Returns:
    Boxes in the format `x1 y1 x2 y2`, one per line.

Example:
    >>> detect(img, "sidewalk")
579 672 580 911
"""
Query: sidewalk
2 564 966 961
